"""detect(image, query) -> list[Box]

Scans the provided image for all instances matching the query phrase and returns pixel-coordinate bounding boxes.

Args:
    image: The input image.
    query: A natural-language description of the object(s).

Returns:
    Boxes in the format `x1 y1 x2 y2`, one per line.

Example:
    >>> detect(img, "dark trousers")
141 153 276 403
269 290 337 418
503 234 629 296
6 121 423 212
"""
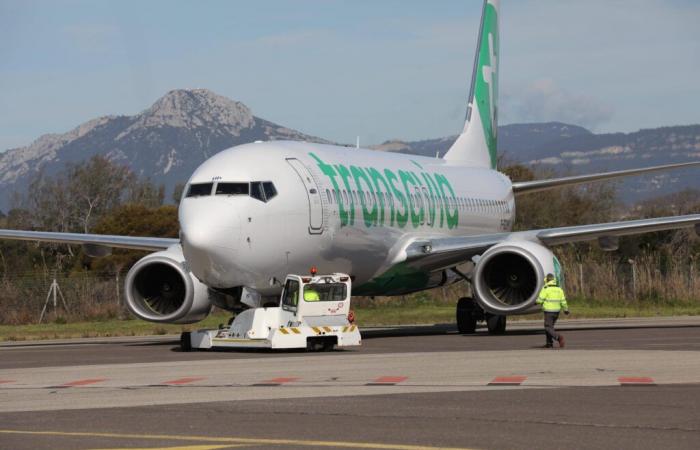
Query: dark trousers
544 312 560 346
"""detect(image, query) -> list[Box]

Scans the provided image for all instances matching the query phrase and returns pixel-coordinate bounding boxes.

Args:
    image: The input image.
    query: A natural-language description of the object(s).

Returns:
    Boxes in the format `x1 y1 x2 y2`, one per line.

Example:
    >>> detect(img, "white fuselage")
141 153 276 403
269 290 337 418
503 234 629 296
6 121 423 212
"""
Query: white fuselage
179 141 515 297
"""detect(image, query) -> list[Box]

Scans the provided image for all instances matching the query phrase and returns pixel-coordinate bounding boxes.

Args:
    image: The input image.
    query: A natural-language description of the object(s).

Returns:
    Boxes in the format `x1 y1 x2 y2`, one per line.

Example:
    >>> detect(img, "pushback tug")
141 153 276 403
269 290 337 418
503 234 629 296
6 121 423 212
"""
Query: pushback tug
181 271 361 351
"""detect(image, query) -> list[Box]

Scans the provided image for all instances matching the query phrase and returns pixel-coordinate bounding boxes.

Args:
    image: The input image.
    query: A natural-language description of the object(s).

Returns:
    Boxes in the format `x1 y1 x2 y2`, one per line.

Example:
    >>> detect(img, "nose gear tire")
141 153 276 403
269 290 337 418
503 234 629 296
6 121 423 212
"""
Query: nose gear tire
456 297 478 334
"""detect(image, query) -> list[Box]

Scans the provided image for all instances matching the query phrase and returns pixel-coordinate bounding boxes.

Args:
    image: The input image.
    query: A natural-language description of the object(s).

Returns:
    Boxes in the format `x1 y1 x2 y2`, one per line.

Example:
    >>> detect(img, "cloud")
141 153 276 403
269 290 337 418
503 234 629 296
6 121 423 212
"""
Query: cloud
502 78 614 129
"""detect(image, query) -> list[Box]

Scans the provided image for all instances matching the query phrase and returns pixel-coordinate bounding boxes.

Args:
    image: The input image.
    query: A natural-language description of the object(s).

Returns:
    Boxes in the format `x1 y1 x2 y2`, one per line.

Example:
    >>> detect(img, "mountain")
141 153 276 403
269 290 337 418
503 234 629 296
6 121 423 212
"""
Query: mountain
373 122 700 203
1 88 698 211
0 89 329 211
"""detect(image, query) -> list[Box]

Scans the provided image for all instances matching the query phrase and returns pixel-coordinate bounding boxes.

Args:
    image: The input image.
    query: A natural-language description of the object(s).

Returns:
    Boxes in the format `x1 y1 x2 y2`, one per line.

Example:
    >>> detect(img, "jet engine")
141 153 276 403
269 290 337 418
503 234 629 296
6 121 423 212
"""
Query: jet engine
472 240 560 315
124 245 212 324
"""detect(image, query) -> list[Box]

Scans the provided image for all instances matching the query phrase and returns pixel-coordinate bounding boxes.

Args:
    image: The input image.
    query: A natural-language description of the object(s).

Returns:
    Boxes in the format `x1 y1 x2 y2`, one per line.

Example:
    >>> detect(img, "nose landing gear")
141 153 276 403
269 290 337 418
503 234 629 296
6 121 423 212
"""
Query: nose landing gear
456 297 507 335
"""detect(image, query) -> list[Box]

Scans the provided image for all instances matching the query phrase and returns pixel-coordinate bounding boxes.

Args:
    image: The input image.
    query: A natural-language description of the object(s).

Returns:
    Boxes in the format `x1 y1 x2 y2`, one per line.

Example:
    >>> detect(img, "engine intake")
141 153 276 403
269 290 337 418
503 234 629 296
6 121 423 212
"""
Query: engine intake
473 241 556 315
125 246 212 324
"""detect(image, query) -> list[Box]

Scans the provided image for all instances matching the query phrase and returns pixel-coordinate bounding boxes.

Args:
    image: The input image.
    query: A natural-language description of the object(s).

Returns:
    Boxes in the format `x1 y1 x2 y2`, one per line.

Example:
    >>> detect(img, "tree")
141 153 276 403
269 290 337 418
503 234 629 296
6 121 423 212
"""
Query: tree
87 204 180 273
172 182 186 204
67 156 135 233
128 179 165 208
501 163 618 231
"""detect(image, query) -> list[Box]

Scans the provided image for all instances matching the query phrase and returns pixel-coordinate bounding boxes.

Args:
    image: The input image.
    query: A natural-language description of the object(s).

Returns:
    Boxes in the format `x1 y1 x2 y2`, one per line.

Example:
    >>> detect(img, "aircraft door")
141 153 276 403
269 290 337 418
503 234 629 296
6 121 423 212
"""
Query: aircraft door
286 158 324 234
421 186 433 226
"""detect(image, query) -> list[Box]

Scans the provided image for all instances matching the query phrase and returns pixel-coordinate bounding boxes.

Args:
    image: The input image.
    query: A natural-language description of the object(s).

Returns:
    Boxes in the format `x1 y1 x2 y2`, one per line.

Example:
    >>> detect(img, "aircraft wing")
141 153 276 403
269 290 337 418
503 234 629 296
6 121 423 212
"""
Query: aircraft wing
403 214 700 271
511 161 700 195
0 229 177 252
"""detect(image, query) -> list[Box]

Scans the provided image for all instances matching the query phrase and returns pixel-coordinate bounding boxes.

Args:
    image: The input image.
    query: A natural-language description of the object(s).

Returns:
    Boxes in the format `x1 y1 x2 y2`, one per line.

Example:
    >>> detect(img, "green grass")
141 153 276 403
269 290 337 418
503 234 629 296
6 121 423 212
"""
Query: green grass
0 312 233 342
2 302 699 342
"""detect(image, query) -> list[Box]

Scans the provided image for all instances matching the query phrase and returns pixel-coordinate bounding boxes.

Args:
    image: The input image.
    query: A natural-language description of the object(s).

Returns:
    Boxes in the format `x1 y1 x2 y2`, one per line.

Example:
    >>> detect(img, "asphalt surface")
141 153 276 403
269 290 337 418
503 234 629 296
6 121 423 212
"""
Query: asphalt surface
1 317 699 450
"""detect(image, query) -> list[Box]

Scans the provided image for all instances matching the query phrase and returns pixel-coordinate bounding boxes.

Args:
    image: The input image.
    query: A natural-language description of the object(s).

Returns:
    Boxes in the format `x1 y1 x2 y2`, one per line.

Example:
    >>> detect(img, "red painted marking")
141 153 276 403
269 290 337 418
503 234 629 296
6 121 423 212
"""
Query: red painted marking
162 377 205 385
61 378 107 387
267 377 299 384
618 376 655 385
0 380 16 384
489 376 527 385
373 376 408 384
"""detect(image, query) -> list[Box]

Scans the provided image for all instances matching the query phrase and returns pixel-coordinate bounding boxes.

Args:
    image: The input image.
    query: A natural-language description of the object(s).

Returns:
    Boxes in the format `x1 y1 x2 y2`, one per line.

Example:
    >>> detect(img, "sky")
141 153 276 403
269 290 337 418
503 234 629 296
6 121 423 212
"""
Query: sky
1 0 699 151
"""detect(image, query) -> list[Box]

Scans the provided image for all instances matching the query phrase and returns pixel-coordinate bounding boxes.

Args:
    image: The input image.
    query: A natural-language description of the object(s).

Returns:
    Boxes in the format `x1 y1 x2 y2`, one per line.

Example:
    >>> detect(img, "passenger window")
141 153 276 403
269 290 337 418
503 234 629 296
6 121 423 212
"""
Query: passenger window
263 182 277 201
326 189 332 203
186 183 214 197
282 279 300 309
216 182 248 196
250 182 265 202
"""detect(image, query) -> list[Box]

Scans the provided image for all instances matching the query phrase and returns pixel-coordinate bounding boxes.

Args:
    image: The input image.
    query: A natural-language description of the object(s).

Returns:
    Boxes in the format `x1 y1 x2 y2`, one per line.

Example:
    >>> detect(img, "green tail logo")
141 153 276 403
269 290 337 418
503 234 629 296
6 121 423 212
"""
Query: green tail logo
474 1 499 168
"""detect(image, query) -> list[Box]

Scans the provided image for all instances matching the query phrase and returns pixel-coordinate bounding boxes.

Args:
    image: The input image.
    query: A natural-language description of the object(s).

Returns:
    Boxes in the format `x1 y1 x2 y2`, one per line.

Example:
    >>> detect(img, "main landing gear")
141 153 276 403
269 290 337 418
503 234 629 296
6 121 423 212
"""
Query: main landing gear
456 297 507 335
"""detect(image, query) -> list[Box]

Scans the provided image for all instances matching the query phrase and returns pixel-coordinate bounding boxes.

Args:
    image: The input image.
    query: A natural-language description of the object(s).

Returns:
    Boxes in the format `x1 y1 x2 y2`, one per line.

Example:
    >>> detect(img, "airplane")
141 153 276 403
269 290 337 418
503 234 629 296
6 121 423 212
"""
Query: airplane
1 0 699 335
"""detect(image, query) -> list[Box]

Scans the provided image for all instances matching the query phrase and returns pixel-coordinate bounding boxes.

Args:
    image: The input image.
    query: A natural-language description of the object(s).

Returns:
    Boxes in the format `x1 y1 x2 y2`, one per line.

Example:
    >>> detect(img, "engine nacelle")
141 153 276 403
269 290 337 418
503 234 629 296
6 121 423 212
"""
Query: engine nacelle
124 245 212 324
473 240 560 315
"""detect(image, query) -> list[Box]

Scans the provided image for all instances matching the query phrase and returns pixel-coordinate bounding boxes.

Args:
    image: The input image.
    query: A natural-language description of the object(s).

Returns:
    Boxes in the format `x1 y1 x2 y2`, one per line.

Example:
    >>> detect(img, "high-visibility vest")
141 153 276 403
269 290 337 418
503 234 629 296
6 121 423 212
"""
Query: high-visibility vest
536 281 568 312
304 289 320 302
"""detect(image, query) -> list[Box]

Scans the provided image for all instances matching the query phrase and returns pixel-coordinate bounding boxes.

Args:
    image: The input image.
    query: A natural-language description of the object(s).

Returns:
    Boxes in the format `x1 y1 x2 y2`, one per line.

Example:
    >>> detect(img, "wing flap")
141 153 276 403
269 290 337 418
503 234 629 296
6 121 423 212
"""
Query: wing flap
401 214 700 272
0 229 178 252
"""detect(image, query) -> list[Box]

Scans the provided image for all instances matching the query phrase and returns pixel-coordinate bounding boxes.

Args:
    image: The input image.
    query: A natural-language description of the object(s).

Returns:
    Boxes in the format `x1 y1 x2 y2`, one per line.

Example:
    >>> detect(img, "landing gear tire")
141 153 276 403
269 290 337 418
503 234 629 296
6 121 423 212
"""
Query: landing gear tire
486 314 507 335
180 332 192 352
456 297 477 334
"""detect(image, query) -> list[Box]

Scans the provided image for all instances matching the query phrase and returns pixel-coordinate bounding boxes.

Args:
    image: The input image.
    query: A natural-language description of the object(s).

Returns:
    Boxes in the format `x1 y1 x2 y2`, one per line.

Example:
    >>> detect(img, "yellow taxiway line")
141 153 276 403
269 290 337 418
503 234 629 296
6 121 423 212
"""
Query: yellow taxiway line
0 429 476 450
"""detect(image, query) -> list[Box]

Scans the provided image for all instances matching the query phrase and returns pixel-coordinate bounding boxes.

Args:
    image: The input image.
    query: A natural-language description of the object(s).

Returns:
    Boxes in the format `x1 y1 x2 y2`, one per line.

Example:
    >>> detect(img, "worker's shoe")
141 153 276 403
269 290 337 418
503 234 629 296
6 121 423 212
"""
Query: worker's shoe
558 335 566 348
544 344 553 348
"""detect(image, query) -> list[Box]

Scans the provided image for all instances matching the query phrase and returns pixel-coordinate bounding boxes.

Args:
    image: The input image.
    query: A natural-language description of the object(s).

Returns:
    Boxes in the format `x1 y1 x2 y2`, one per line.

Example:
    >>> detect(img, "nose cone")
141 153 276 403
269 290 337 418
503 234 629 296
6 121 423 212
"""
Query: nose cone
179 197 242 287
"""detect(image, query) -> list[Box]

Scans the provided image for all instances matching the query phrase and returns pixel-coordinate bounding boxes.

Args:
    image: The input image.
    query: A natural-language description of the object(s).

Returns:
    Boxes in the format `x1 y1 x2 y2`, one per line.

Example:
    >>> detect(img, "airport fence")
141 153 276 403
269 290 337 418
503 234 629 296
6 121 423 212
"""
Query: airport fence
0 271 127 325
0 252 698 325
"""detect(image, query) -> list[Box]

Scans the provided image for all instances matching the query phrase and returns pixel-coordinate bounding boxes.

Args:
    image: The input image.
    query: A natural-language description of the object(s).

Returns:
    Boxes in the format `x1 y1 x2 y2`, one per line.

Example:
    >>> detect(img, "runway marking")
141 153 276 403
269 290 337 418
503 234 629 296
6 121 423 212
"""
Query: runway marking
87 446 245 450
252 377 300 386
60 378 107 387
366 376 408 386
0 429 476 450
0 380 15 384
618 376 655 386
162 377 206 385
488 376 527 386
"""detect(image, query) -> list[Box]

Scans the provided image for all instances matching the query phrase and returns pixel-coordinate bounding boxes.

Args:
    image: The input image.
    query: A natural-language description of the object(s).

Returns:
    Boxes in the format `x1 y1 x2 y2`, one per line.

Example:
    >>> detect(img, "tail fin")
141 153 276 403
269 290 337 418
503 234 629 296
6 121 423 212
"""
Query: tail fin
444 0 499 169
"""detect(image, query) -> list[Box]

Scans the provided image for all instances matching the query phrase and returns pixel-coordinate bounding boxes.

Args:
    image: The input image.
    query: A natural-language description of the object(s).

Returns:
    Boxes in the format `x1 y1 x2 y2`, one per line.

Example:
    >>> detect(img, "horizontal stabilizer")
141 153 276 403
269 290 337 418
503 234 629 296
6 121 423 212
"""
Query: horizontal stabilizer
511 161 700 195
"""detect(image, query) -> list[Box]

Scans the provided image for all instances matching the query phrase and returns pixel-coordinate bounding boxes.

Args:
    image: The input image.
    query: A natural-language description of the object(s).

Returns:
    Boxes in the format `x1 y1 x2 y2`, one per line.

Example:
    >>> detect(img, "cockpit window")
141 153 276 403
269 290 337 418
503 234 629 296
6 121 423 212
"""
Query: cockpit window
211 181 278 202
186 183 213 197
250 182 265 202
263 182 277 201
216 183 249 195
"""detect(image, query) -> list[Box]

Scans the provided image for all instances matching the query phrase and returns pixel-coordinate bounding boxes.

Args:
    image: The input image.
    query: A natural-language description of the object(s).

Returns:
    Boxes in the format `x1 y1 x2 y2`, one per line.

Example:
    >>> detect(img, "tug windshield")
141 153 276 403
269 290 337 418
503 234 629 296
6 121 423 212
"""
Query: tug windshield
303 282 347 302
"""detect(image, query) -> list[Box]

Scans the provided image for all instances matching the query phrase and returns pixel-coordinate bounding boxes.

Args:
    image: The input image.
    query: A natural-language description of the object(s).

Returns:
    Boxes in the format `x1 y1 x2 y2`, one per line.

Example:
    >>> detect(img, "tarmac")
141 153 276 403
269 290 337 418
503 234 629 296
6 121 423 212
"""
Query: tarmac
1 316 699 449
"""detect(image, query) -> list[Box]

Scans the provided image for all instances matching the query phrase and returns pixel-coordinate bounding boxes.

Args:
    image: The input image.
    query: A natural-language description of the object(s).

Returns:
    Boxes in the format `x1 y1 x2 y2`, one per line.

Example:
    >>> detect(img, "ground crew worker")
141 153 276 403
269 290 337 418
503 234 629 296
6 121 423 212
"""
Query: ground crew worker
304 287 320 301
536 273 569 348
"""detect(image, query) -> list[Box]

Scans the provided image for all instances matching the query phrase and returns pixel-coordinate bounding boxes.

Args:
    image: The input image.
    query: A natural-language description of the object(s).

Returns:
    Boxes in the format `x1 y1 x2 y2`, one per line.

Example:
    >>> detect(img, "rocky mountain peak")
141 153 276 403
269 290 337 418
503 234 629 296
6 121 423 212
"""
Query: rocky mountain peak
126 88 255 135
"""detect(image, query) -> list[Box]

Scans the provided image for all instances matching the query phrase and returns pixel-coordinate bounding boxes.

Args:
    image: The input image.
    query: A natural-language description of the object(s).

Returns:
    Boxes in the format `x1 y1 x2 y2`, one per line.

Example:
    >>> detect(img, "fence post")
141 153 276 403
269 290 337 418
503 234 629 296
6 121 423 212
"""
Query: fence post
628 259 637 301
578 263 584 297
116 271 120 306
690 255 695 295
